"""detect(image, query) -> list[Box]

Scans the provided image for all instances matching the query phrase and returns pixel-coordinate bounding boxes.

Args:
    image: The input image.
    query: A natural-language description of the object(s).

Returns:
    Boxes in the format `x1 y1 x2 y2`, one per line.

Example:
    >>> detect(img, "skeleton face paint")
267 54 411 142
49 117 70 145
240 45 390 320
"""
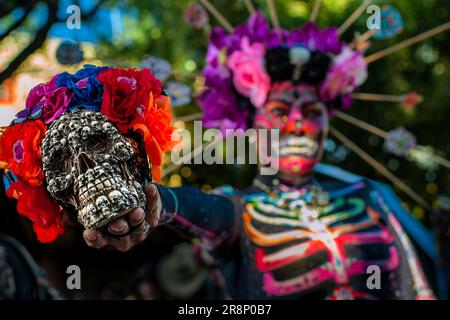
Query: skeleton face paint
254 81 328 178
41 109 148 230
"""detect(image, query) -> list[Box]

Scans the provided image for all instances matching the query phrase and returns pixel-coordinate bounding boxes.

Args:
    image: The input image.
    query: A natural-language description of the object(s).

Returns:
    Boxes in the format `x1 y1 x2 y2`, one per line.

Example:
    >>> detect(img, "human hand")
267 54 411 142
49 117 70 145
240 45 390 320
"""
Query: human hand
80 184 162 252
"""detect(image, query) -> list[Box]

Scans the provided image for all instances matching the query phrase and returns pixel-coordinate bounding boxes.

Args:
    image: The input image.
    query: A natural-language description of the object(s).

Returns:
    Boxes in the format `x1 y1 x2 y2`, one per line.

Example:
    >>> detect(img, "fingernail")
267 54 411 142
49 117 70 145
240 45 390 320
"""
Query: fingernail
86 231 98 241
111 224 126 232
150 185 157 196
132 211 144 222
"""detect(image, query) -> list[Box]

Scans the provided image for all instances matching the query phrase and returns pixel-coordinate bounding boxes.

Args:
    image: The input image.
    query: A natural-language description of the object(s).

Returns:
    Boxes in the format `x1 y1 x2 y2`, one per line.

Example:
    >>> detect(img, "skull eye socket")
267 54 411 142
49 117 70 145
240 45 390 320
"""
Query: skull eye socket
45 147 70 175
85 132 107 152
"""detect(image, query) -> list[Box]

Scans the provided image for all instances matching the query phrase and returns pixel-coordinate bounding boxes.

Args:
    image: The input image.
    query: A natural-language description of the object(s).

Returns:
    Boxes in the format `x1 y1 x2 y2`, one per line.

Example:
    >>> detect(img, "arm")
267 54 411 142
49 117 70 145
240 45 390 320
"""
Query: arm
155 185 239 249
82 184 240 252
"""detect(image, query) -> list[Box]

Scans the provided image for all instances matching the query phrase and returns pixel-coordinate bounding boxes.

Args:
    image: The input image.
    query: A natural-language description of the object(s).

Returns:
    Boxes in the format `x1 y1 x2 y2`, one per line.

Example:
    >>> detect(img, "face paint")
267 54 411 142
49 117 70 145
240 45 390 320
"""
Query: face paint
254 81 328 179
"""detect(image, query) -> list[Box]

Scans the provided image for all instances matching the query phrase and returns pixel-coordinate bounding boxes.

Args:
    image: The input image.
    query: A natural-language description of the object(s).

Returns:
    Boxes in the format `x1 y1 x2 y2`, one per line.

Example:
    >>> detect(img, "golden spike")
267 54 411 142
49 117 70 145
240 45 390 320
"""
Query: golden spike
309 0 322 22
366 21 450 63
334 110 388 138
175 112 204 123
198 0 234 33
243 0 256 15
350 29 376 51
358 29 376 41
337 0 374 35
266 0 280 29
351 92 404 103
330 126 430 209
335 111 450 170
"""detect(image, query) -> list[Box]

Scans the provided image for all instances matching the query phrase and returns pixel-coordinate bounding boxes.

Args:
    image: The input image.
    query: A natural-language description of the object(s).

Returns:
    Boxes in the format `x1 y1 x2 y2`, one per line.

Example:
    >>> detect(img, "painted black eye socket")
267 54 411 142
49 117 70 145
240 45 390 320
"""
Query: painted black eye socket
302 103 324 121
304 110 322 120
270 107 289 118
265 101 290 119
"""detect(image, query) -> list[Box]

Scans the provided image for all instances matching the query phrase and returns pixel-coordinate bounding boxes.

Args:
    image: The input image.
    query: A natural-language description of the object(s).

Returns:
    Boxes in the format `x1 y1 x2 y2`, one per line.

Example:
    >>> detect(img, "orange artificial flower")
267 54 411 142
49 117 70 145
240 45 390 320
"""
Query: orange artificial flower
0 120 46 186
133 94 178 182
6 181 64 243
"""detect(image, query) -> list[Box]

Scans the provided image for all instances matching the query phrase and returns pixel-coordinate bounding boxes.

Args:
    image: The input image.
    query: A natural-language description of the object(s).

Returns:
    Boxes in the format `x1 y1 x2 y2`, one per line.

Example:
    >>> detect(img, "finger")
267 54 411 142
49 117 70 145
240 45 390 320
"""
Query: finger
110 235 133 252
83 230 109 249
132 222 151 242
144 184 161 227
127 207 145 227
108 217 130 235
148 206 160 229
144 184 158 202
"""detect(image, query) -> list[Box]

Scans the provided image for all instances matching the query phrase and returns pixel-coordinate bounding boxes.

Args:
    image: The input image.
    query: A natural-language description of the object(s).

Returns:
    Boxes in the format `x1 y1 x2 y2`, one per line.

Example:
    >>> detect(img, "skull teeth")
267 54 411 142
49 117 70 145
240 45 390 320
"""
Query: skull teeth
78 184 145 229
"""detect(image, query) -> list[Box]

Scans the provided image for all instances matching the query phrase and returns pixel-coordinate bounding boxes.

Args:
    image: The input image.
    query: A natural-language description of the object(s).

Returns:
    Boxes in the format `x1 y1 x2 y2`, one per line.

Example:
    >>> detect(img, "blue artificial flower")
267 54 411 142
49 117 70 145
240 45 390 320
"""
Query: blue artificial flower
165 81 192 107
140 56 172 82
384 128 416 157
11 105 42 125
55 64 110 109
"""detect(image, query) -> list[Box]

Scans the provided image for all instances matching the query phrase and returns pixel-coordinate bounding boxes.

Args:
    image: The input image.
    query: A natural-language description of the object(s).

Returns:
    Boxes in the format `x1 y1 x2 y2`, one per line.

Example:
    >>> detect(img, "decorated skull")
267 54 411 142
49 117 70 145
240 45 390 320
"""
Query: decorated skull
41 109 149 230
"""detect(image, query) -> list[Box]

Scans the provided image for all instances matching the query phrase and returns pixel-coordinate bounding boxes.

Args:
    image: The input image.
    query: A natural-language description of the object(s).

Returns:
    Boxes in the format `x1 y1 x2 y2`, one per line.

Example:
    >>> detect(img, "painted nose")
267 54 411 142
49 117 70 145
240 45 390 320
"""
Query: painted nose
77 152 97 174
283 107 304 135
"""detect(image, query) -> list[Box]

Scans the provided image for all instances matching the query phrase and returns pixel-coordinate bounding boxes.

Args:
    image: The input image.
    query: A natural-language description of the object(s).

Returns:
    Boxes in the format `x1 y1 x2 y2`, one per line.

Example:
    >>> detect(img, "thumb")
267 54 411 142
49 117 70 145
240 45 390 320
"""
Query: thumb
144 183 158 199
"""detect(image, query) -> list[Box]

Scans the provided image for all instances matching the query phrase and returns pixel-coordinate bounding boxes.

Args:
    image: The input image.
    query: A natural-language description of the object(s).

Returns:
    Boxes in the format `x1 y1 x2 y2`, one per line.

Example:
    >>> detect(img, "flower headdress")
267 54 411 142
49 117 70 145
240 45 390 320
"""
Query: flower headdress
198 12 367 131
0 65 177 243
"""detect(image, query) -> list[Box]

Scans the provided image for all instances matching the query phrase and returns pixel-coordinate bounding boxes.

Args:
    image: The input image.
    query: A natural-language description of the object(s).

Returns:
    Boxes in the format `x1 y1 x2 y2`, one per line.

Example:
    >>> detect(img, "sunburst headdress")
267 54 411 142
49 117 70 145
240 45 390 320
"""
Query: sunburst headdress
178 0 450 209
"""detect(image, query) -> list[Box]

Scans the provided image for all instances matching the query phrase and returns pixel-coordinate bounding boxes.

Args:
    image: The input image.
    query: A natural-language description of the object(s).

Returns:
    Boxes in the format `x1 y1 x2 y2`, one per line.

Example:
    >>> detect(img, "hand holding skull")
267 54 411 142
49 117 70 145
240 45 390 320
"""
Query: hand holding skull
42 109 162 251
82 184 162 252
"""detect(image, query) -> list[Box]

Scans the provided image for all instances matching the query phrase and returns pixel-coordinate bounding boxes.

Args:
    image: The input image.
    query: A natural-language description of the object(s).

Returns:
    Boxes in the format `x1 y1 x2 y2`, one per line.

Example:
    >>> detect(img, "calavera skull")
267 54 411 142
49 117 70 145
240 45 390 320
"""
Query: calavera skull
41 109 149 230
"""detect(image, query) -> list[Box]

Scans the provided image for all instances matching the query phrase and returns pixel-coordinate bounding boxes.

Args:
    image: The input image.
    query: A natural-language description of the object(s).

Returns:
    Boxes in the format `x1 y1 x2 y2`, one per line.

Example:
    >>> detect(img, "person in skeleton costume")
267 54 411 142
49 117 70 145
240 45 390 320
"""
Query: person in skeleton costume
0 7 447 300
154 8 446 299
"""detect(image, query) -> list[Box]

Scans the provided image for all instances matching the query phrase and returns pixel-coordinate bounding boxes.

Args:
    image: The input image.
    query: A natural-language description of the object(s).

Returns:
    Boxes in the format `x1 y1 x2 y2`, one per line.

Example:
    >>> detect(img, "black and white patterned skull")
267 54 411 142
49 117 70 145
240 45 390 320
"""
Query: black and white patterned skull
41 109 149 230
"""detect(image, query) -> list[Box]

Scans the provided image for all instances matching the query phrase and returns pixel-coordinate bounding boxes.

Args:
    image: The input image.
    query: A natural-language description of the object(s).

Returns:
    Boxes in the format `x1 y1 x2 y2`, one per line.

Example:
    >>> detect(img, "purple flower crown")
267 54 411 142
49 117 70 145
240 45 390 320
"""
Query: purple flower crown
198 12 368 132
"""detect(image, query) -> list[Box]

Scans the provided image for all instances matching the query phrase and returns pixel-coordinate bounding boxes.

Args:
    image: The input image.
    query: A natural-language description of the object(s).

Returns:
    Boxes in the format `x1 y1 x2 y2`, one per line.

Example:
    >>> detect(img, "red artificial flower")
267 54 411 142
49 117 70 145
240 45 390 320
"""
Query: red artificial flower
98 67 162 133
6 181 64 243
0 120 46 186
401 92 423 109
132 94 178 182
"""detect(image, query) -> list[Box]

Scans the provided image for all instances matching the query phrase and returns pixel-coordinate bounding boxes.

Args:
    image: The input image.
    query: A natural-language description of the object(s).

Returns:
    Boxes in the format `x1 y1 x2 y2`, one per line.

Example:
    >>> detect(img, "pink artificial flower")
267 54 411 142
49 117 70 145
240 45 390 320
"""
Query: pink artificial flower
26 75 73 124
227 37 271 108
320 46 367 102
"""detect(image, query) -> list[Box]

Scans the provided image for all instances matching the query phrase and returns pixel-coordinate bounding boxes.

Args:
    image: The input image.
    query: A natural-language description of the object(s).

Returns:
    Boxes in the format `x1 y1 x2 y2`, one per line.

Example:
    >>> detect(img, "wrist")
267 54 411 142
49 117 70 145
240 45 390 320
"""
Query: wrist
153 184 178 225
